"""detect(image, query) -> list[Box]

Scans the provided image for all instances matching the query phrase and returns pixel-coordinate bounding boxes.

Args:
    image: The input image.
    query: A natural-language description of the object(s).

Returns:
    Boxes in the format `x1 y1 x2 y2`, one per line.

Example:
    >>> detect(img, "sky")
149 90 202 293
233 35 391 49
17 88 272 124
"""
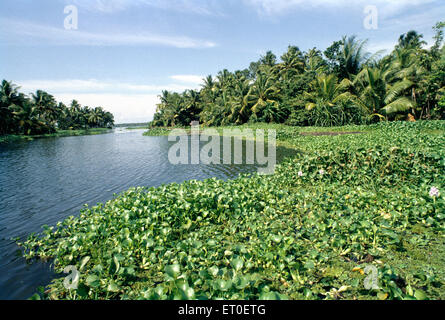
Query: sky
0 0 443 124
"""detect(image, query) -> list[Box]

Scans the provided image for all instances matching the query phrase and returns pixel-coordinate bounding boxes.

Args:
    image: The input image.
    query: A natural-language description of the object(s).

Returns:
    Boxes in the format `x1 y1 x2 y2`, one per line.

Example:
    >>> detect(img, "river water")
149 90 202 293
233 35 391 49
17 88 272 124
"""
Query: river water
0 129 296 299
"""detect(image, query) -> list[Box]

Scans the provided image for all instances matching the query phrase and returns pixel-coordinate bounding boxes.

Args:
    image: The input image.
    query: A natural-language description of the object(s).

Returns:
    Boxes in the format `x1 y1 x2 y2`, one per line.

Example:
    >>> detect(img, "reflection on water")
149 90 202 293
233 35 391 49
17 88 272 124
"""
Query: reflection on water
0 129 297 299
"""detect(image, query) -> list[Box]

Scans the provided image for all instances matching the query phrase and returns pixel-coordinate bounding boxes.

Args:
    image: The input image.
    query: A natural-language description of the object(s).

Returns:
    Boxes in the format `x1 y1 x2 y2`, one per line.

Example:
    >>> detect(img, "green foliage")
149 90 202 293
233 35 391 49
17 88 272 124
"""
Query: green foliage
150 22 445 128
0 128 111 144
19 121 445 300
0 81 115 137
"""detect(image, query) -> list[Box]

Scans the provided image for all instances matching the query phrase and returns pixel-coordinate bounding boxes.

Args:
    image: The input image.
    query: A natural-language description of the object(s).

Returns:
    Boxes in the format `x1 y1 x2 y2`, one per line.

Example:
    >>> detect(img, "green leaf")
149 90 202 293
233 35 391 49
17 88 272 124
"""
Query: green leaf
271 234 282 243
177 282 196 300
107 282 121 293
230 258 244 272
110 256 120 274
259 291 287 300
86 275 100 288
79 256 90 271
165 264 181 278
76 283 89 298
414 289 428 300
28 293 41 300
208 266 219 277
214 279 232 292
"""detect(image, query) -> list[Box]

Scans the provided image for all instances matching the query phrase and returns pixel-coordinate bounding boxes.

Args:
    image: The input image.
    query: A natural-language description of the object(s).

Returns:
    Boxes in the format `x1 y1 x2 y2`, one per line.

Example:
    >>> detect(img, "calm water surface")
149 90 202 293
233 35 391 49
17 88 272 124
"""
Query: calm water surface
0 129 296 299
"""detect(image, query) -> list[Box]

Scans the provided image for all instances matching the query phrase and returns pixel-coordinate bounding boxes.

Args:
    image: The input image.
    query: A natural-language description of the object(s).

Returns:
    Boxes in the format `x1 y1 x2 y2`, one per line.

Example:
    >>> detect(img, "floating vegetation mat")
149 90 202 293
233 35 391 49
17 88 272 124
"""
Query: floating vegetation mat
20 121 444 300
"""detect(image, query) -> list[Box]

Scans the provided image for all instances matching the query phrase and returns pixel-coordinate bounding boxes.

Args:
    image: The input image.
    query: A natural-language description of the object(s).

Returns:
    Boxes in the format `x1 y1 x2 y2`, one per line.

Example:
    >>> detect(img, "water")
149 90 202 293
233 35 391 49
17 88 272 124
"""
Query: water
0 129 297 300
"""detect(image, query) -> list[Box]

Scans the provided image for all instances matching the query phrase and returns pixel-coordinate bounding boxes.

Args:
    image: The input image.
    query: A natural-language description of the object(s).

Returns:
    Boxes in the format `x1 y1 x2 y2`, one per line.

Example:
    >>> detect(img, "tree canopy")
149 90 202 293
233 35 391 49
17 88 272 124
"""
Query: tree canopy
0 83 114 136
151 23 445 128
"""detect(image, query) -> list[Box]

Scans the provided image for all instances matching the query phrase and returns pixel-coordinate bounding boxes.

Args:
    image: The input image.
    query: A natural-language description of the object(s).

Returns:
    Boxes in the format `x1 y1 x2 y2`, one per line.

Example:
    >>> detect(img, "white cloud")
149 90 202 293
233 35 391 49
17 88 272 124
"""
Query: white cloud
243 0 439 17
18 79 201 95
55 93 159 124
381 6 444 31
170 75 204 84
366 40 398 54
68 0 217 15
15 78 203 123
0 19 217 48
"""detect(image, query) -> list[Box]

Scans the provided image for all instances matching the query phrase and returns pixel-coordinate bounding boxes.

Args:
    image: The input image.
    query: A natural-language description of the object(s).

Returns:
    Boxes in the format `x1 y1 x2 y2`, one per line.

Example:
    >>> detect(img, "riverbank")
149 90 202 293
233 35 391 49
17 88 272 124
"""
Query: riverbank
20 121 444 300
0 128 112 144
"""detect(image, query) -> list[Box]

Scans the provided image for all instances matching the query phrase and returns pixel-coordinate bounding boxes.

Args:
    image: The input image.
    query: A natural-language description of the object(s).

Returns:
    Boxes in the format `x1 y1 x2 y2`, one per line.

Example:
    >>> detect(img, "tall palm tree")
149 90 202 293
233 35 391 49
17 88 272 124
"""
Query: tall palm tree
201 75 215 93
340 36 375 79
88 108 103 127
183 90 202 121
32 90 58 122
354 67 416 117
305 48 328 74
9 99 44 135
397 31 427 50
216 69 234 91
0 80 22 134
247 72 280 116
389 47 426 115
277 46 305 80
303 74 367 126
103 111 115 128
259 51 277 68
305 74 356 111
229 77 251 124
201 75 218 105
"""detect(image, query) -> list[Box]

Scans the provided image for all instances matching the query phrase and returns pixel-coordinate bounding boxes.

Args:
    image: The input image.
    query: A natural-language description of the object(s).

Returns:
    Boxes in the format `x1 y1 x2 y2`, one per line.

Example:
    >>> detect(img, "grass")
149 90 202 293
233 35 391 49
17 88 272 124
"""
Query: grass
126 126 149 130
20 121 445 300
0 128 112 144
143 123 377 137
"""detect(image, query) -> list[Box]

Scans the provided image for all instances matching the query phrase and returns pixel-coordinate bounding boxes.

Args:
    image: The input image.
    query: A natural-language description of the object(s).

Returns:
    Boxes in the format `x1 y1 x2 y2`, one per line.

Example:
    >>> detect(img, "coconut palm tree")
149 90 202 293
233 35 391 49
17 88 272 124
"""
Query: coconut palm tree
216 69 234 91
259 51 277 69
277 46 305 80
0 80 22 134
397 31 427 50
388 47 426 115
88 108 103 127
247 73 280 116
305 48 328 74
32 90 58 122
340 36 375 79
305 74 356 110
228 77 251 124
353 67 416 118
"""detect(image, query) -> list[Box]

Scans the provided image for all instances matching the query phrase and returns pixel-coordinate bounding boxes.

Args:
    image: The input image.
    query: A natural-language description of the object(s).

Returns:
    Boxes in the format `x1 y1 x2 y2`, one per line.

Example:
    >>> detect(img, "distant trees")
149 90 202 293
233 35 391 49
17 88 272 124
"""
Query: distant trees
150 22 445 128
0 82 114 135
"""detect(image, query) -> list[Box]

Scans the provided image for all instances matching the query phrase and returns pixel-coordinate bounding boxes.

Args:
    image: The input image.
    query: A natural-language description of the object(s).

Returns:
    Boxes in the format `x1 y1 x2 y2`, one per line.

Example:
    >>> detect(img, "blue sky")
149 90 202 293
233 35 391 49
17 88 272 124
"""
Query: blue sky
0 0 443 123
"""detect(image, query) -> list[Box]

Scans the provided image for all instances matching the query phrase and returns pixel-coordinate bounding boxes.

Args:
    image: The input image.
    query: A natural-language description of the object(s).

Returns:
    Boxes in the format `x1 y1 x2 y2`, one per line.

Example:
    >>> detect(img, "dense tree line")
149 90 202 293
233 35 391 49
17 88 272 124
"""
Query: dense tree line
0 82 114 136
151 23 445 128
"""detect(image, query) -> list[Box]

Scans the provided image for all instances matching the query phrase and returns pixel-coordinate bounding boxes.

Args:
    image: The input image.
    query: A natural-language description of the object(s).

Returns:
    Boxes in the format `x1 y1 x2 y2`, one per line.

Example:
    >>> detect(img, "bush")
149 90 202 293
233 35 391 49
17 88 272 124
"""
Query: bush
286 102 369 127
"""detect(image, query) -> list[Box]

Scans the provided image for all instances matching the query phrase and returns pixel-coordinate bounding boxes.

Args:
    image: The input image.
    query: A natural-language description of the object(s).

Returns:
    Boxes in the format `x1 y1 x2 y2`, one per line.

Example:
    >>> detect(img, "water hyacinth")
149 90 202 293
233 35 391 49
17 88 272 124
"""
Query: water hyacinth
18 121 445 300
429 186 440 198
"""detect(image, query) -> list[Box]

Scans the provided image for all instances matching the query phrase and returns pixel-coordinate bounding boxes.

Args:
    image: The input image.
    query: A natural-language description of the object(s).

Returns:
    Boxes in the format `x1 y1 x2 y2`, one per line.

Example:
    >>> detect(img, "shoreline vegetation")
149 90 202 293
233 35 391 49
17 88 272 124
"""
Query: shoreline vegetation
0 80 115 141
20 121 444 300
0 128 112 144
149 24 445 130
11 22 445 300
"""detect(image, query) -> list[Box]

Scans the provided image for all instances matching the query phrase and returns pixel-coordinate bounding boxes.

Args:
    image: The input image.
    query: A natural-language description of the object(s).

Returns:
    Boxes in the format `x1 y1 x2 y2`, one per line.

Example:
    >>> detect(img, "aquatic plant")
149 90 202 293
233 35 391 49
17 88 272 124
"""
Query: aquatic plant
20 121 444 300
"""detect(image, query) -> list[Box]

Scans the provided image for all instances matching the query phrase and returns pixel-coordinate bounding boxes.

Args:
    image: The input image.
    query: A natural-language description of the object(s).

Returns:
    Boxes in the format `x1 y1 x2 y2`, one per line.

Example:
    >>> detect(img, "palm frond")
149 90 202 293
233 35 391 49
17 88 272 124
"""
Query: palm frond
381 97 415 115
384 80 413 104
